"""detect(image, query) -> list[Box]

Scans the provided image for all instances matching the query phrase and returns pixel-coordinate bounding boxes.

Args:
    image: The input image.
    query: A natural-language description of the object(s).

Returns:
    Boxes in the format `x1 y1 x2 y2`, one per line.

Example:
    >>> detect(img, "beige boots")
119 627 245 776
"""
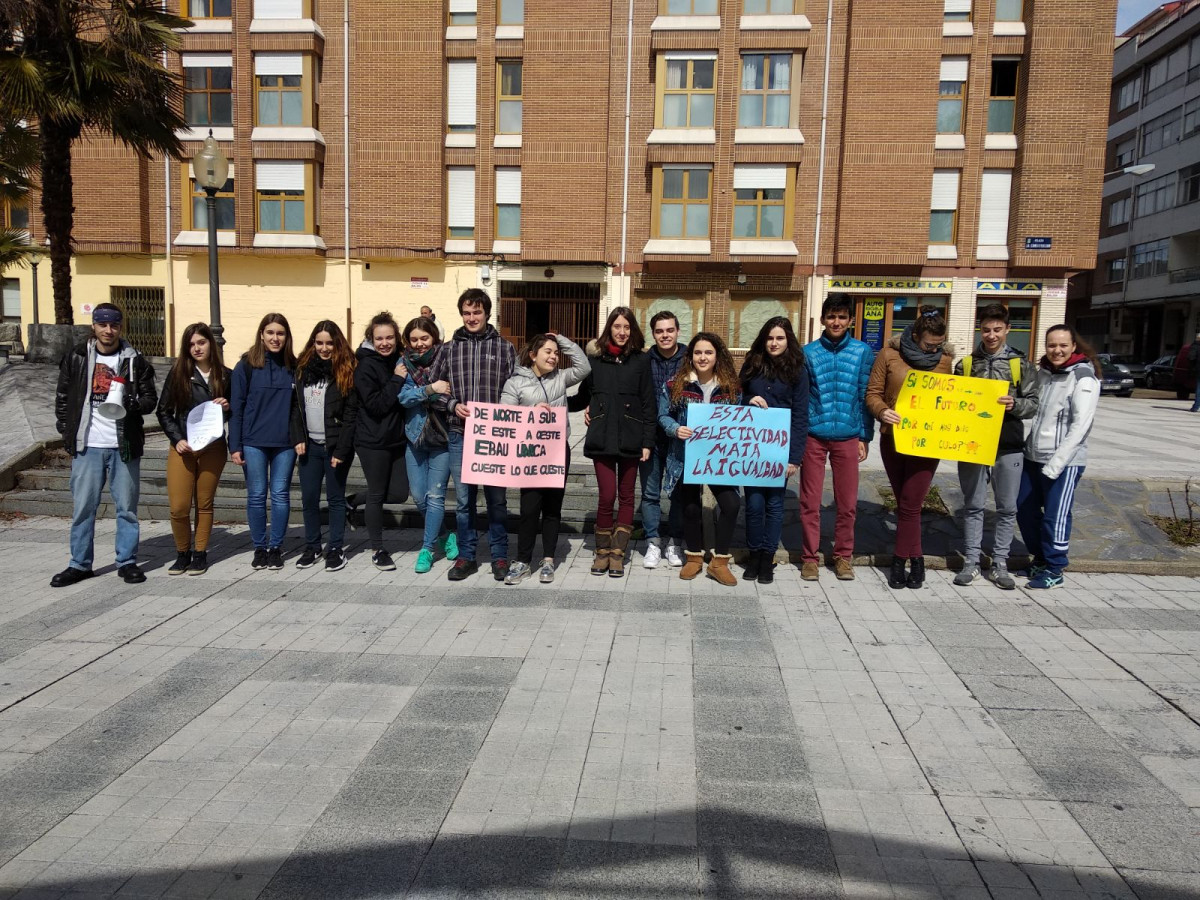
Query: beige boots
679 551 737 585
680 551 705 580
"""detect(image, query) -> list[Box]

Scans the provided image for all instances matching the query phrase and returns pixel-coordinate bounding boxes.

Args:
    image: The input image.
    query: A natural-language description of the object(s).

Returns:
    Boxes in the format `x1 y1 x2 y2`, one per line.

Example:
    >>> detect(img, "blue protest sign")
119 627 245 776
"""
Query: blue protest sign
683 404 791 486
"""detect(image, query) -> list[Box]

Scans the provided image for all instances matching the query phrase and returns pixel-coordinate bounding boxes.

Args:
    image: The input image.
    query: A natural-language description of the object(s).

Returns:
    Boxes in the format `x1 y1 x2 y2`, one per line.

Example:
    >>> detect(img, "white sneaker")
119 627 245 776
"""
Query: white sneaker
643 542 662 569
665 542 684 567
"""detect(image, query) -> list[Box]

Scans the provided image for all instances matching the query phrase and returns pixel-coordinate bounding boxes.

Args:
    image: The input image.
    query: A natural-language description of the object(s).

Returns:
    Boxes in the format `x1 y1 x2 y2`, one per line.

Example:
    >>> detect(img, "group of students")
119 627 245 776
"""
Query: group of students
49 291 1099 593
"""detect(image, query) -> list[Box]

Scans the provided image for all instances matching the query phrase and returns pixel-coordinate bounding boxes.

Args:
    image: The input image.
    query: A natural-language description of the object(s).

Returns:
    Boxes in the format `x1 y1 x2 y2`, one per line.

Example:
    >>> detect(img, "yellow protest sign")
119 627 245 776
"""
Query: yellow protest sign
893 371 1008 466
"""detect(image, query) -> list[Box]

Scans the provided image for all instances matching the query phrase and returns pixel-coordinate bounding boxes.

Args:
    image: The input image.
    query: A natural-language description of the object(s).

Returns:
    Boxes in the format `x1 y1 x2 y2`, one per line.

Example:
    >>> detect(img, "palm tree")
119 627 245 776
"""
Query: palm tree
0 116 38 269
0 0 189 324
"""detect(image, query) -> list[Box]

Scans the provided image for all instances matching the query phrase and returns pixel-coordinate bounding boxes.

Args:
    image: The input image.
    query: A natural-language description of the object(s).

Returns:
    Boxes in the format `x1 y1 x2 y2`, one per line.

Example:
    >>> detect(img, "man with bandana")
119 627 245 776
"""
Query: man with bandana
52 303 159 587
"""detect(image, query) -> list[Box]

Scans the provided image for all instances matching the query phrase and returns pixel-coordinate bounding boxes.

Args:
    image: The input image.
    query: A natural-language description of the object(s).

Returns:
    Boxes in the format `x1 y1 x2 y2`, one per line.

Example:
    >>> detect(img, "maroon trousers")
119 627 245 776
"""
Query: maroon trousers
593 455 639 530
879 430 940 558
799 436 861 563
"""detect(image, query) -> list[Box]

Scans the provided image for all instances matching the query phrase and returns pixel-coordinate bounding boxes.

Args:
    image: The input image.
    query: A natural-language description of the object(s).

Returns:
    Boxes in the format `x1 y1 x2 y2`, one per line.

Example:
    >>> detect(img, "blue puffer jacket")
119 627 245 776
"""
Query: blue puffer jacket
802 333 875 443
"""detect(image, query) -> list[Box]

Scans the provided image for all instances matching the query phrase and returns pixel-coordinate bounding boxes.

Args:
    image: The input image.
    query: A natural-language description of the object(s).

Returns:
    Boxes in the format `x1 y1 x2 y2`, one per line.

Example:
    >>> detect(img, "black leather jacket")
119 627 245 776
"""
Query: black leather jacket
56 339 158 461
155 366 232 447
290 367 359 462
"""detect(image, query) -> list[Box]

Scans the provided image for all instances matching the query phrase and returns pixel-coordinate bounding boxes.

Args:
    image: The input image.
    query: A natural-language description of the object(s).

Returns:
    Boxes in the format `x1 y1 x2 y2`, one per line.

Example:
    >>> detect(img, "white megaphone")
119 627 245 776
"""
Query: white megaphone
98 377 127 421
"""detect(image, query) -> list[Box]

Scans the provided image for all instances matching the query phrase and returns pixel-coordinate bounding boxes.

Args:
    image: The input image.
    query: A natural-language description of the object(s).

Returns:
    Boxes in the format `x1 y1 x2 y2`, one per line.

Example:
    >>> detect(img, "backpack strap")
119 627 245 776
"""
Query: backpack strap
962 355 972 377
1009 357 1021 386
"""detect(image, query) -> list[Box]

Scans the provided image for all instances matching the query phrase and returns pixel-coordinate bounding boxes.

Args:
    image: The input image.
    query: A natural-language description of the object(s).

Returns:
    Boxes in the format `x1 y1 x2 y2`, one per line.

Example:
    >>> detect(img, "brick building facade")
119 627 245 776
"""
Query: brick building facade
3 0 1116 361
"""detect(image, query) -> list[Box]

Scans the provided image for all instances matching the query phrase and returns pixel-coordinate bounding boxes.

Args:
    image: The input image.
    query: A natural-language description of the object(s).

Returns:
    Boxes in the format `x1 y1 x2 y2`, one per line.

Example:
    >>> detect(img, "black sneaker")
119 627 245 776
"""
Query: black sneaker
491 558 509 582
325 547 347 572
188 551 208 575
372 550 396 571
251 548 269 570
448 559 478 581
168 551 192 576
296 547 322 569
50 567 94 588
267 548 284 571
118 563 147 584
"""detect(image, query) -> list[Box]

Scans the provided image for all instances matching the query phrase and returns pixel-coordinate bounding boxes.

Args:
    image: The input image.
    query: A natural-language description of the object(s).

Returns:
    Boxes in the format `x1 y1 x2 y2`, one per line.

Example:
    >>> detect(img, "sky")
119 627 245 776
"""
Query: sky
1117 0 1168 31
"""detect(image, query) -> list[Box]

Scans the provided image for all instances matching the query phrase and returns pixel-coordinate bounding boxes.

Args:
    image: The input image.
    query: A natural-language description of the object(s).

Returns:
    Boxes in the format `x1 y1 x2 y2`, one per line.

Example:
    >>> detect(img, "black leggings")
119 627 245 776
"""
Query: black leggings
356 446 409 550
517 450 569 564
679 483 741 555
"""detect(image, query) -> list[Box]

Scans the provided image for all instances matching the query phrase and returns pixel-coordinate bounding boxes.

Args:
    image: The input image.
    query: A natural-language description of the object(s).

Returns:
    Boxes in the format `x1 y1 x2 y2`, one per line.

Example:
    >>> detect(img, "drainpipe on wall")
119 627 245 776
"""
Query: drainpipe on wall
163 4 175 351
809 0 835 340
343 0 352 336
617 0 634 308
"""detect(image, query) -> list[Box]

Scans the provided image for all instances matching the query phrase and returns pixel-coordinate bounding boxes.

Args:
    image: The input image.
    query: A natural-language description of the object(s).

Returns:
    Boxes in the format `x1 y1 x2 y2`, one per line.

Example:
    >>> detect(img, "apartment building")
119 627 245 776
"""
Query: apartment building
1084 0 1200 360
2 0 1115 360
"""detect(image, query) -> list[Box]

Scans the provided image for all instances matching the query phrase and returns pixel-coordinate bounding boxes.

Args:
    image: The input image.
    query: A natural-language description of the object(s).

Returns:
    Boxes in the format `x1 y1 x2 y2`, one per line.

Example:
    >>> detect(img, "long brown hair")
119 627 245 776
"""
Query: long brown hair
739 316 804 387
165 323 226 413
403 316 442 349
1043 324 1102 377
244 312 296 369
670 332 740 403
297 320 355 394
597 306 645 356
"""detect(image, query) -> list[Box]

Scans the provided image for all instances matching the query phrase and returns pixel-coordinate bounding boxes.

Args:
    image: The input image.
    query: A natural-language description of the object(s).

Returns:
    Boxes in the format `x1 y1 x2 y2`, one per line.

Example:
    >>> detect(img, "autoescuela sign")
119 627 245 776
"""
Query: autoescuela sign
828 278 953 291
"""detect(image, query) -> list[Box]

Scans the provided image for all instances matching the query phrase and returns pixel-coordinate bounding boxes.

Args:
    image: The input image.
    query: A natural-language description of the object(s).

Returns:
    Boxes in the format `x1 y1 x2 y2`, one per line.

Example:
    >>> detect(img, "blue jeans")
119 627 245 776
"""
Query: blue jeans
448 429 509 561
1016 460 1084 573
406 442 451 552
297 442 348 551
639 447 682 542
243 445 296 549
744 485 785 554
68 447 140 570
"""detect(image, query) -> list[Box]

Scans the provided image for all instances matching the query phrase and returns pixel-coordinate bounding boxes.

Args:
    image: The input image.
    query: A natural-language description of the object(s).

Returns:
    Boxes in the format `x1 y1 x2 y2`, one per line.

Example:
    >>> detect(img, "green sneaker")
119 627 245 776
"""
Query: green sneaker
439 532 459 561
415 549 434 574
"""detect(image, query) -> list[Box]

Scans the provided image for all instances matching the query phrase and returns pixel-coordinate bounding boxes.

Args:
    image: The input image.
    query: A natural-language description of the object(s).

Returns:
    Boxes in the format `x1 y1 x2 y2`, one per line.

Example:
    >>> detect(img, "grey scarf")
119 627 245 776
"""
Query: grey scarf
898 325 943 371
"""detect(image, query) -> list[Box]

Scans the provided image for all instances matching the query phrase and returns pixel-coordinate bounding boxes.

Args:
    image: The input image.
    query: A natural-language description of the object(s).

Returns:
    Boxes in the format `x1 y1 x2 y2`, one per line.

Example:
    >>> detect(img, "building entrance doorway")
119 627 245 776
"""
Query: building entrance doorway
498 281 601 353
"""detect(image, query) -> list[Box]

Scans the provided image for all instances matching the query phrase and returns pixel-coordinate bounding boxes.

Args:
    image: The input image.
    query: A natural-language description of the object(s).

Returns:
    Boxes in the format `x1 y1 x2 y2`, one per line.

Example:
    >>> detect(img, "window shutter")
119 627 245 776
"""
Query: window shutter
495 168 521 204
944 0 971 13
978 170 1013 245
663 50 719 60
732 165 788 190
447 167 475 228
2 279 19 318
447 60 477 129
254 53 303 76
448 0 476 10
256 161 305 191
931 169 960 210
940 57 969 82
253 0 302 18
182 53 232 68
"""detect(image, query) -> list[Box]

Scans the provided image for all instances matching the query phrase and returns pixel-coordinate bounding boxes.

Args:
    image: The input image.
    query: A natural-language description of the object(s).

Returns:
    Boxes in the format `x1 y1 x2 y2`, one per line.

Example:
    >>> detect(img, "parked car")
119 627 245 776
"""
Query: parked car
1098 353 1148 385
1099 361 1135 397
1171 343 1196 400
1143 354 1176 390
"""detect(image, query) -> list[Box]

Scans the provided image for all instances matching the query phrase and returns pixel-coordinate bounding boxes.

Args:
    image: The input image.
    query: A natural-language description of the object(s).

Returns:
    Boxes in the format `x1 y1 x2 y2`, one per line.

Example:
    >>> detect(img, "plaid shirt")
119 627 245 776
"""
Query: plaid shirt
431 324 517 432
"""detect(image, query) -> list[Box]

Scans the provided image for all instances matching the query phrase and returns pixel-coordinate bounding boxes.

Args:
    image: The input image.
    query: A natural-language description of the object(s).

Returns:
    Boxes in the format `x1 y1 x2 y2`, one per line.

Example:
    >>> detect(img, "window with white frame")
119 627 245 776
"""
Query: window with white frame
1135 172 1176 217
732 165 790 239
738 54 792 128
1108 195 1131 227
938 57 968 134
1131 238 1169 279
448 0 477 25
1116 77 1140 111
944 0 970 22
254 54 304 126
1141 108 1181 156
447 59 477 134
659 53 716 129
495 167 521 240
255 161 309 233
929 169 960 245
446 167 476 240
977 170 1012 248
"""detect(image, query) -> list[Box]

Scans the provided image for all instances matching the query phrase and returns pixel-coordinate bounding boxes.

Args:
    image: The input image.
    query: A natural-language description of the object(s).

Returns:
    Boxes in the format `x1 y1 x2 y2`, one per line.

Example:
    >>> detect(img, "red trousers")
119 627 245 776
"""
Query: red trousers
593 455 639 530
879 430 940 558
799 436 861 563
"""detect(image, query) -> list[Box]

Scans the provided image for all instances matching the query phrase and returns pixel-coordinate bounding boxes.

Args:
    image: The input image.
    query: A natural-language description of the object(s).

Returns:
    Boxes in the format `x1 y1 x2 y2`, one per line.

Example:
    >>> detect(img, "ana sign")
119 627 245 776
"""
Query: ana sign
892 372 1008 466
683 404 791 487
460 402 567 488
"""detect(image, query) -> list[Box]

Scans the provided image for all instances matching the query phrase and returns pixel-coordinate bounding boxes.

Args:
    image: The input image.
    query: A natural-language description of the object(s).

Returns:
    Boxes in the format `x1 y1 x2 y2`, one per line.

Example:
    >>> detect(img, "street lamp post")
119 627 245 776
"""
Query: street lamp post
192 130 230 347
28 246 42 326
1113 163 1156 315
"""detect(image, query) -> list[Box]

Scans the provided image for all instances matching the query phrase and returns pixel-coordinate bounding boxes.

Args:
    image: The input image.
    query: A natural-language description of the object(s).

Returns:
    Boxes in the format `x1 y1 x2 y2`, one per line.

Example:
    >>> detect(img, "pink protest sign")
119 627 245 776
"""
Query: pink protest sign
459 402 568 488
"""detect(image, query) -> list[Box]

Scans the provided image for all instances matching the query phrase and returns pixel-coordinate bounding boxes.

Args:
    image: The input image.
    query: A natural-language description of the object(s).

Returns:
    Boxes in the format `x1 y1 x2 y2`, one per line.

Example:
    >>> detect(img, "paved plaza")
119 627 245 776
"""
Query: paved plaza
2 516 1200 898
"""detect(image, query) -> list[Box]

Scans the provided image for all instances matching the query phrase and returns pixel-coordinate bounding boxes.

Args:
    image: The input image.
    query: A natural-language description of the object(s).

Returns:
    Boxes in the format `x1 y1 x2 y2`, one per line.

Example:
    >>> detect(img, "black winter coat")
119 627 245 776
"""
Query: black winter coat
56 339 158 461
290 365 359 462
155 366 233 447
352 344 406 451
571 340 656 459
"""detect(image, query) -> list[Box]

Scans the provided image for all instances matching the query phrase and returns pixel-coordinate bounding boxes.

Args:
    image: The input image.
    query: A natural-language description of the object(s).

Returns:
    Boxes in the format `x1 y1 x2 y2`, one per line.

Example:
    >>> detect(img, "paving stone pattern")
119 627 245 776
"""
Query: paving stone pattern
2 516 1200 897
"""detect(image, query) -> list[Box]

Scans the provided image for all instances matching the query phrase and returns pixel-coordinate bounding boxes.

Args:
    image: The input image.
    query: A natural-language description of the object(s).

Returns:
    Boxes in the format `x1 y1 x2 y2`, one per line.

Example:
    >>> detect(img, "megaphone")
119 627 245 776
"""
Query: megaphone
98 377 127 421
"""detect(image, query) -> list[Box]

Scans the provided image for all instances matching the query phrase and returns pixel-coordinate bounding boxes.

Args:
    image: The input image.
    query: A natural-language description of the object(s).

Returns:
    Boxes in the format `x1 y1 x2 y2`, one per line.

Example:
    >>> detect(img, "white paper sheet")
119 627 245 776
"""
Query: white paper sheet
186 402 225 451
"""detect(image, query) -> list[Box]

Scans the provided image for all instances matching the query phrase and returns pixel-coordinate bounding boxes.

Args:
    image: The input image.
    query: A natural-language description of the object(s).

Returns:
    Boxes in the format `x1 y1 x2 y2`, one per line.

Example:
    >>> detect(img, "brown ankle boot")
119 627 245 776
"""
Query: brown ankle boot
591 528 612 576
707 553 737 586
609 525 632 577
680 551 705 580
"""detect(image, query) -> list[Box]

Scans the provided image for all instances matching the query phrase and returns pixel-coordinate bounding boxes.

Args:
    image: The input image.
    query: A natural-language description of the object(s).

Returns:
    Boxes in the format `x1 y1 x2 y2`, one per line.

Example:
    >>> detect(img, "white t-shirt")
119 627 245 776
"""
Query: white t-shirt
86 352 121 449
